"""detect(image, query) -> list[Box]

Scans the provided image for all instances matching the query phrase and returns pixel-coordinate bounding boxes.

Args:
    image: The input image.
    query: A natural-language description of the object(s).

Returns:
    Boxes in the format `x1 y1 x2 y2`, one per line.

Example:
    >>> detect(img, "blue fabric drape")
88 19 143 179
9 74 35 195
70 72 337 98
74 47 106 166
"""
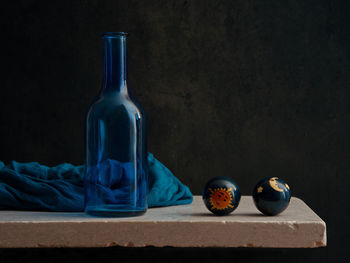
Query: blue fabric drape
0 153 193 211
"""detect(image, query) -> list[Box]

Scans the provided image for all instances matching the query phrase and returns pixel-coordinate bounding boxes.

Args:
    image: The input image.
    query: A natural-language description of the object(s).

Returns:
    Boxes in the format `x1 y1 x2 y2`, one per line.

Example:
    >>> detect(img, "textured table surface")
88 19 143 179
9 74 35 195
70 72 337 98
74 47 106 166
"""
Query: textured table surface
0 196 326 248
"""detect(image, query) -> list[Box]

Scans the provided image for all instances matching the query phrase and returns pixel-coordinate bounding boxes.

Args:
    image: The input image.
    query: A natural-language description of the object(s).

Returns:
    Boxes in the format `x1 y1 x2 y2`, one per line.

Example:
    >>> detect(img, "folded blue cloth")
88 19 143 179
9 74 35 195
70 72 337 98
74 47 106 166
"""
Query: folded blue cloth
0 153 193 211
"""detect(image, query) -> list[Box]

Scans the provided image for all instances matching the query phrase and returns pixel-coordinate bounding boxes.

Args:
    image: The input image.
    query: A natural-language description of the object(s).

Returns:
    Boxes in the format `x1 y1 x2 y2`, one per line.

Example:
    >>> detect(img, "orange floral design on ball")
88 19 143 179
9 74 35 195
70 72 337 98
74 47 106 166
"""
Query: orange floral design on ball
209 188 234 210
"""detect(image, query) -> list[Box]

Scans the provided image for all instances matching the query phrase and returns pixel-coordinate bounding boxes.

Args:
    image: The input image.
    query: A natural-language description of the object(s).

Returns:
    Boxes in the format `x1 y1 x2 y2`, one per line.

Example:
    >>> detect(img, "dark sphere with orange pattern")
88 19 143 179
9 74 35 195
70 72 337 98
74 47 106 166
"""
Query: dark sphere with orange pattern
202 177 241 216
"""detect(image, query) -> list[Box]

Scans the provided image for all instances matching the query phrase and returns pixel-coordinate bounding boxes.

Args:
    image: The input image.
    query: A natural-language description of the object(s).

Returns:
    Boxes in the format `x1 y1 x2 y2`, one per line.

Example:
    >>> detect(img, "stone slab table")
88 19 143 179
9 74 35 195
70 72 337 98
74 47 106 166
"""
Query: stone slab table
0 196 326 248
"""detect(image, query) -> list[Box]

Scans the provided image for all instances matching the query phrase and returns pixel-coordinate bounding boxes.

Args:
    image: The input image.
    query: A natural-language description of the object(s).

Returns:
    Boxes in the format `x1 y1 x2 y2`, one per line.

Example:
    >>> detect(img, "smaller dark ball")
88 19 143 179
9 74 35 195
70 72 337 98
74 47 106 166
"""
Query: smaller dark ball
252 177 291 216
202 177 241 216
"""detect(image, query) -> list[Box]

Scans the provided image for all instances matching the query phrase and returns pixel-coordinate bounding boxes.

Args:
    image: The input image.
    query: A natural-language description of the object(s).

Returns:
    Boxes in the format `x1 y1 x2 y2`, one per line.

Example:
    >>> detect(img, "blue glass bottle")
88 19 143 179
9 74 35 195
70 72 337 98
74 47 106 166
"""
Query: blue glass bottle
84 32 147 217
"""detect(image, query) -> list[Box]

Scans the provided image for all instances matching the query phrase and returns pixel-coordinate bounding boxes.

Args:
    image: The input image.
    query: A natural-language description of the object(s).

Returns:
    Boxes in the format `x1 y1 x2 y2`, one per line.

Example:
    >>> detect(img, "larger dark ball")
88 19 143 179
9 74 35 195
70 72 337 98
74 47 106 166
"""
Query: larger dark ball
252 177 291 216
202 177 241 216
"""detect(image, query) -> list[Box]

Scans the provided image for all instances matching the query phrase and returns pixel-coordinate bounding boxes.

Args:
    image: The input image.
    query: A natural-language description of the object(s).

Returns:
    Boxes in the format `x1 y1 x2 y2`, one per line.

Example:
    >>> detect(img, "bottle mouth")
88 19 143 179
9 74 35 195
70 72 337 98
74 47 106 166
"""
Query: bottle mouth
102 32 128 38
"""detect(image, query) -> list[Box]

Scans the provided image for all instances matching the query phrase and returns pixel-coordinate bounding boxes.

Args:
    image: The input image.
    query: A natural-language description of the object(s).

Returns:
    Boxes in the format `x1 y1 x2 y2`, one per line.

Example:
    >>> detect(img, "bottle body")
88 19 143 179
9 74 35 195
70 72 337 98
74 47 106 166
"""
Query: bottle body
84 33 147 217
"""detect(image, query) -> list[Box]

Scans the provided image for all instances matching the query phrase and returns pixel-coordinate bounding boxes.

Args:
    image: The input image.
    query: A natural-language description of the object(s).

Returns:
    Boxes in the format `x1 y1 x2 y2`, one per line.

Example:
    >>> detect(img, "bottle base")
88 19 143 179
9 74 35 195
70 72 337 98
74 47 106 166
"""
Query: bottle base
85 205 147 218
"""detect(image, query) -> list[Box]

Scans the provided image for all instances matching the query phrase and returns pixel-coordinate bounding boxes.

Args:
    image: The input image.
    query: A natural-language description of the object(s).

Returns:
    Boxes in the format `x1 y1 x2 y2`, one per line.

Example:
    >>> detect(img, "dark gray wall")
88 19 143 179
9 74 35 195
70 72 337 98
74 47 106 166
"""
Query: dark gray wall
1 0 349 262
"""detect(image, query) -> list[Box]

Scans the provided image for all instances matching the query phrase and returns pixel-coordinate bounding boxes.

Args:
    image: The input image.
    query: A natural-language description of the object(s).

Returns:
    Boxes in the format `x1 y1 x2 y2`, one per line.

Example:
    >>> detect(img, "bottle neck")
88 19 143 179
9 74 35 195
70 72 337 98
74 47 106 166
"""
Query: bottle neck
102 34 127 94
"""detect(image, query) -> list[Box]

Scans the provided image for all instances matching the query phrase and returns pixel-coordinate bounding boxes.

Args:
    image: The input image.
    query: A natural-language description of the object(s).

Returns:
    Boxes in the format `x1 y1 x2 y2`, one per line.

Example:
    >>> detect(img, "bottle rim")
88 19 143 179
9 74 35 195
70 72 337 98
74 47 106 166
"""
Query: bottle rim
102 32 128 38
